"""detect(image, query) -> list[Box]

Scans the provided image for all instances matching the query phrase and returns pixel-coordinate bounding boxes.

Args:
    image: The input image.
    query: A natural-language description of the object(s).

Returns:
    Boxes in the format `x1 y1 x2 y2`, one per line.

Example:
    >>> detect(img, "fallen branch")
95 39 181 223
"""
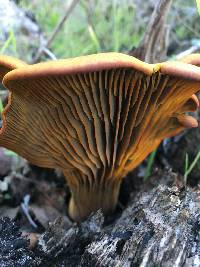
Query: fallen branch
130 0 173 62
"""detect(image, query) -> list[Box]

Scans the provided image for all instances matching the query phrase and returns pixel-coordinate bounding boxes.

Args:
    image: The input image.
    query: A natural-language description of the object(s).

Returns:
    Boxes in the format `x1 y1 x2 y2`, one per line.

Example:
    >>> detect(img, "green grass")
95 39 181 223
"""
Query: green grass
17 0 142 59
184 151 200 185
2 0 196 60
0 0 197 60
0 99 3 113
144 149 157 181
0 28 17 55
196 0 200 15
87 25 101 52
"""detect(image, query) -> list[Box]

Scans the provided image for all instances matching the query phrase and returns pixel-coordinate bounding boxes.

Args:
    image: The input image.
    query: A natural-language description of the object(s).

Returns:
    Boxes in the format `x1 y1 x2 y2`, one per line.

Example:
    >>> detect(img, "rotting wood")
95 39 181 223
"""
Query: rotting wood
0 171 200 267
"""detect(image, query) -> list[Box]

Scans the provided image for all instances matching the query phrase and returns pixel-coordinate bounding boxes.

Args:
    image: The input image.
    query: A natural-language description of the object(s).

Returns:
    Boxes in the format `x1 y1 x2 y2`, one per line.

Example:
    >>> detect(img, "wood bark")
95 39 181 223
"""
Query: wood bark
1 171 200 267
131 0 173 63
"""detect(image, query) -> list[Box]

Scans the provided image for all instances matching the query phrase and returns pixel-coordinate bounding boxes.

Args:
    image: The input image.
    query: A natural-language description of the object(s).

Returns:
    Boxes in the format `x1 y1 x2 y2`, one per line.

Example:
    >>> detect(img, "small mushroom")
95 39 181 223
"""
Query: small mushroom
0 53 200 221
178 53 200 117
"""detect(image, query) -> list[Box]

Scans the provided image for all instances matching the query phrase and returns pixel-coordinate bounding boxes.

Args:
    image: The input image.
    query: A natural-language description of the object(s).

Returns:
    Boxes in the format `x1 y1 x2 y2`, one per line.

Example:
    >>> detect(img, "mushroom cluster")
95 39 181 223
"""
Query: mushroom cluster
0 53 199 221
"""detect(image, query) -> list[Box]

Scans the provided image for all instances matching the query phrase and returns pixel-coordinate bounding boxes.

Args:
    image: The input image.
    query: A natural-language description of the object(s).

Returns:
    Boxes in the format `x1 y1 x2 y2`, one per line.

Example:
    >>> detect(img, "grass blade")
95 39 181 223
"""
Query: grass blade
184 151 200 186
196 0 200 15
88 25 101 52
144 149 157 181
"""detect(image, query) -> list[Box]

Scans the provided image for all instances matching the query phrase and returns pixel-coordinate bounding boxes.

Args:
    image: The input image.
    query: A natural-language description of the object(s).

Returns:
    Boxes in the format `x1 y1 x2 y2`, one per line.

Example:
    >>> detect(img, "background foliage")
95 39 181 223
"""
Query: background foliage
1 0 200 61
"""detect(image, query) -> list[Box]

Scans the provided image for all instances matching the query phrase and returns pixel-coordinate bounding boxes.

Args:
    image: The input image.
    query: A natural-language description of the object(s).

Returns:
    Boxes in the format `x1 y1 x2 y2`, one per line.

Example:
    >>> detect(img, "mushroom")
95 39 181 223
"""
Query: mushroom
0 52 200 221
0 55 26 80
178 53 200 117
179 53 200 66
0 55 27 123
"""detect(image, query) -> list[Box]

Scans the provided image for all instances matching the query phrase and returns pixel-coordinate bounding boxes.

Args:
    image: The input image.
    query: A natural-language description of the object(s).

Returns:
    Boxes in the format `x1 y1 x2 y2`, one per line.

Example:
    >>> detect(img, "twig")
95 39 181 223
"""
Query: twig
130 0 173 63
21 195 38 228
43 47 57 60
32 0 80 63
13 173 64 211
176 13 200 39
176 43 200 59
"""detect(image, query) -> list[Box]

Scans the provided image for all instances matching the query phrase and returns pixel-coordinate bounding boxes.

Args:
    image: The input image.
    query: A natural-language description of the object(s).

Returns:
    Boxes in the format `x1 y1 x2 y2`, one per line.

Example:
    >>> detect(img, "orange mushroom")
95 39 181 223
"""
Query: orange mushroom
0 53 200 221
0 55 27 126
0 55 27 80
178 53 200 117
179 53 200 66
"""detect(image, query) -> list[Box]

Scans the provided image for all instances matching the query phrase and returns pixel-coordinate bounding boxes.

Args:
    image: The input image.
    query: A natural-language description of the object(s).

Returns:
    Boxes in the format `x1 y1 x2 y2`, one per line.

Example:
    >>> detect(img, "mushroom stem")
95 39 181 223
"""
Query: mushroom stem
66 177 122 222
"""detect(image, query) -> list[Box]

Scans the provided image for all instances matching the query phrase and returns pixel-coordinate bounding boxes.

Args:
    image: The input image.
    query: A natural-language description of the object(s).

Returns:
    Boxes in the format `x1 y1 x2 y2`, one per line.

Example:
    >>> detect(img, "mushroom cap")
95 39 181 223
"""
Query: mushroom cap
160 60 200 80
177 54 200 113
0 52 200 183
0 55 27 81
3 52 159 81
179 53 200 66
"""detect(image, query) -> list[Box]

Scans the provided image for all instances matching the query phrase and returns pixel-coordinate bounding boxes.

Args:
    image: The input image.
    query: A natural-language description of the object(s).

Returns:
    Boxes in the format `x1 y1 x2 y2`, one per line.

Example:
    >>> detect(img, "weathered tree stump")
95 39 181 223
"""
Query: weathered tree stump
0 170 199 267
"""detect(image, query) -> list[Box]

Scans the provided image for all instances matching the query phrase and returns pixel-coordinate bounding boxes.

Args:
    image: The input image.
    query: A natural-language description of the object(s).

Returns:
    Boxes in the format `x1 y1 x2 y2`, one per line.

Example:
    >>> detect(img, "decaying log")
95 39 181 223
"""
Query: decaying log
0 217 39 266
80 181 200 267
1 171 200 267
